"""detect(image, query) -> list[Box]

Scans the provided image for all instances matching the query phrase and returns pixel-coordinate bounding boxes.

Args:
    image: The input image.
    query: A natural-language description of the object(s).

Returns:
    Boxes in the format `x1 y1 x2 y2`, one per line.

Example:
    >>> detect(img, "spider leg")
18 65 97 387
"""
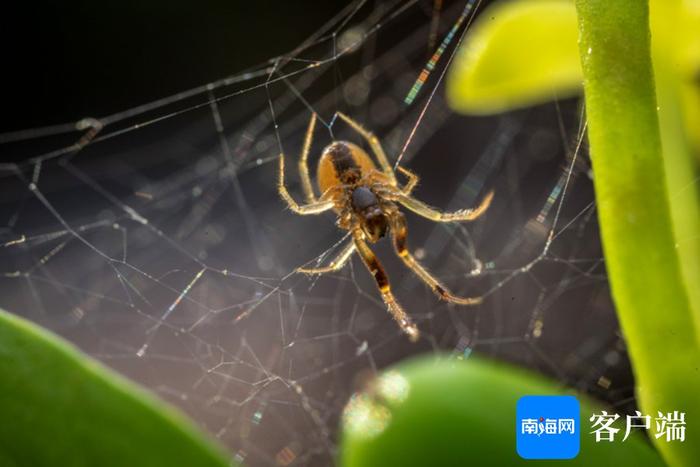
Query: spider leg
297 240 356 274
397 165 419 194
298 113 318 203
390 212 482 305
393 189 493 222
353 230 419 341
278 153 335 214
336 112 398 185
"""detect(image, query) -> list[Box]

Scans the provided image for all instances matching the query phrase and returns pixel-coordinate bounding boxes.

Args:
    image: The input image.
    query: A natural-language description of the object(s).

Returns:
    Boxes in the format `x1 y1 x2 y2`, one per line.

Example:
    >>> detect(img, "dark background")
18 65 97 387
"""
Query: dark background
2 0 349 132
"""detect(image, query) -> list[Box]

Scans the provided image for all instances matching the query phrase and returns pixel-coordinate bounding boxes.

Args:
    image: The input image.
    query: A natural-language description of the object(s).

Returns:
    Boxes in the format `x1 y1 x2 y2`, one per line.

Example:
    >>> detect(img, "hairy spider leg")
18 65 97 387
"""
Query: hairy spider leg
390 212 482 305
297 240 356 274
278 153 335 214
394 189 494 222
397 165 419 194
298 113 318 203
353 230 419 341
336 112 398 185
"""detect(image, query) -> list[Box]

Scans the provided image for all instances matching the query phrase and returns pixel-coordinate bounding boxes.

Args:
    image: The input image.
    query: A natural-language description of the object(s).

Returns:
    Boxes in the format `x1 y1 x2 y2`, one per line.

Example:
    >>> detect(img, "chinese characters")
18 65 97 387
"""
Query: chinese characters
521 417 576 436
589 410 686 442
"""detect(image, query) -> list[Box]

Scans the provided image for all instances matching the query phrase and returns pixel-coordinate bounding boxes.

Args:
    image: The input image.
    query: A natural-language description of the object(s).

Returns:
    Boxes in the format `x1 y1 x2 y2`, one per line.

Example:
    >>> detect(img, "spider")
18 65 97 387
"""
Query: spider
278 112 493 341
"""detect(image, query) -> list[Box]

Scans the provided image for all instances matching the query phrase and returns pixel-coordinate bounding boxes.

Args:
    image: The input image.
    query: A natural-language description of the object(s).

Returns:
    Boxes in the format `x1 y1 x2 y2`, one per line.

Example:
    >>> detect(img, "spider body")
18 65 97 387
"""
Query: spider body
350 186 388 242
279 112 493 341
318 141 389 242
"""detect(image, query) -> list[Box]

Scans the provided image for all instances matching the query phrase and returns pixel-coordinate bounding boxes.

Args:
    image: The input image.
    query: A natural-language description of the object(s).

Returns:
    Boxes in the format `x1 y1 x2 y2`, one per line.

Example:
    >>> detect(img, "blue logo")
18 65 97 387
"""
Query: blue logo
516 395 580 459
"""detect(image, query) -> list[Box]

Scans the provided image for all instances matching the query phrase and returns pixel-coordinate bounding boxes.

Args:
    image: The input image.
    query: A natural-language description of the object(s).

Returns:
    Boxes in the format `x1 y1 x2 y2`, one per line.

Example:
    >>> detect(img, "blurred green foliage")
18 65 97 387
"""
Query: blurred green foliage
340 356 664 467
445 0 700 465
446 0 581 113
0 309 230 467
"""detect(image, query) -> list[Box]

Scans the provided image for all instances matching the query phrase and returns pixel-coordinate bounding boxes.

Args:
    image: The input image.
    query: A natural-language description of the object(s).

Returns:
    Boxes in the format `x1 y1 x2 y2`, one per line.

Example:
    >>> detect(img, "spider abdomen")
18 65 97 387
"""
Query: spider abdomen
317 141 376 194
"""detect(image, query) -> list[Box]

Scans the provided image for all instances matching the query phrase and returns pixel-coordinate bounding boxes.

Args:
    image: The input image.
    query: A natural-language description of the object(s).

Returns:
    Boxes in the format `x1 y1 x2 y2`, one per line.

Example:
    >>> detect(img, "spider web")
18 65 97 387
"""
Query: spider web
1 1 635 465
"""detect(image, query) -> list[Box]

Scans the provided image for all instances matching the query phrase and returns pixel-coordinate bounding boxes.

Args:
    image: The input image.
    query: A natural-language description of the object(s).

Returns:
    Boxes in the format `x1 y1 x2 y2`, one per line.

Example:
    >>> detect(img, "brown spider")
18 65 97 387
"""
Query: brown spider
278 112 493 341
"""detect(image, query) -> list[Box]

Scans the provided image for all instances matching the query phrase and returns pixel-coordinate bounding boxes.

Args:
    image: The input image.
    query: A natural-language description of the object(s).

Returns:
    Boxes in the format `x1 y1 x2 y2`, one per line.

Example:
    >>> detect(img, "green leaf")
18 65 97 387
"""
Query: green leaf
0 309 230 467
666 0 700 154
446 0 581 114
340 356 664 467
575 1 700 465
649 0 700 333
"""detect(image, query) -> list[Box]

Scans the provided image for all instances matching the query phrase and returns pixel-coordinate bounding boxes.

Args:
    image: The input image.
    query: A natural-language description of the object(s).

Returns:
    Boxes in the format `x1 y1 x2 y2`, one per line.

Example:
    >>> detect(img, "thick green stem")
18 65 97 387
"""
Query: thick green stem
575 1 700 465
